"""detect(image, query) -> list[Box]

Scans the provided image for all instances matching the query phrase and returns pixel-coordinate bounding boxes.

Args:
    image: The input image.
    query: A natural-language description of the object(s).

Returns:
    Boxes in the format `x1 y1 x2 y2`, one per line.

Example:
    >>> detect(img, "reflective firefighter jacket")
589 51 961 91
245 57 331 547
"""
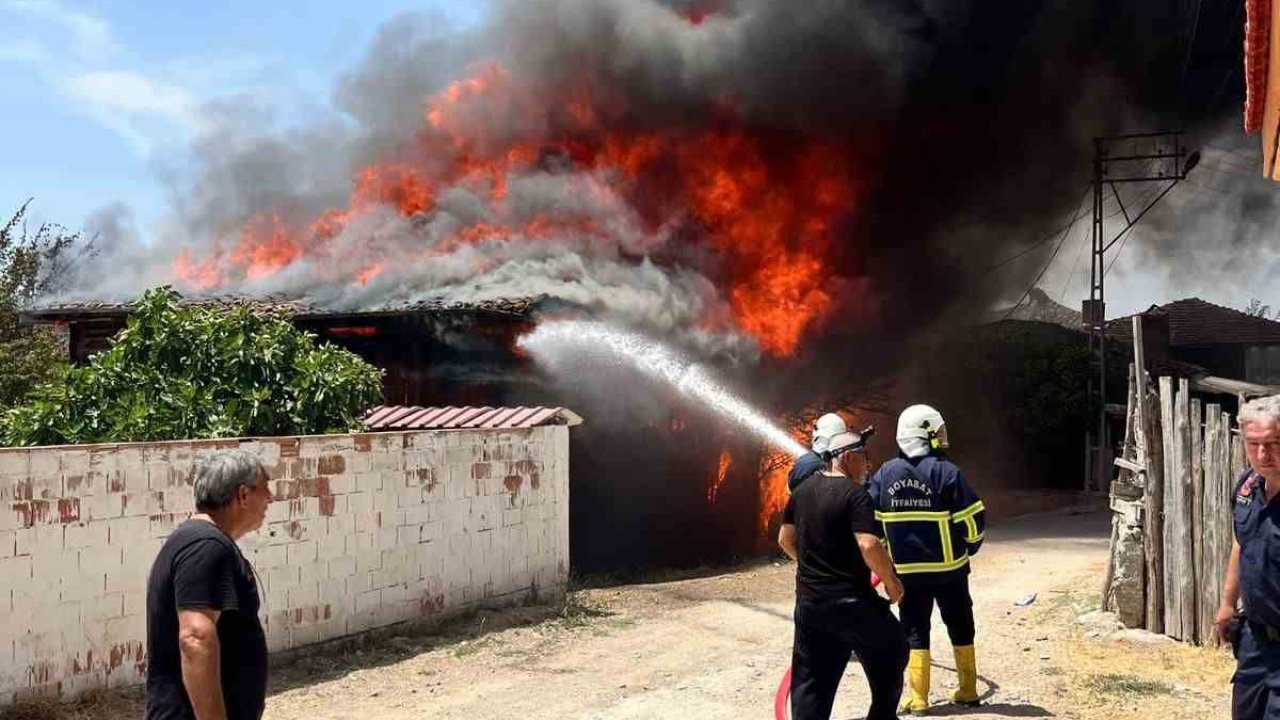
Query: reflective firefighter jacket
867 454 985 584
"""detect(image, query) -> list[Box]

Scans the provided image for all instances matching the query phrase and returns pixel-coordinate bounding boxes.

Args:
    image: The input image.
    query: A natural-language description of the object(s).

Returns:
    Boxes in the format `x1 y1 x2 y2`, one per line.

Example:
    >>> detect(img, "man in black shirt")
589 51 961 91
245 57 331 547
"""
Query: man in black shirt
146 449 273 720
780 431 908 720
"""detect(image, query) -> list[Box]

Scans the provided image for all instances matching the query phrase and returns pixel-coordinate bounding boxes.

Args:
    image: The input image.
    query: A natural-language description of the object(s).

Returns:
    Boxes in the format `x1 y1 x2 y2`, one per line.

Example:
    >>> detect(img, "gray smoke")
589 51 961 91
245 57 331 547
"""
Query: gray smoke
1118 126 1280 300
53 0 1249 357
492 0 934 129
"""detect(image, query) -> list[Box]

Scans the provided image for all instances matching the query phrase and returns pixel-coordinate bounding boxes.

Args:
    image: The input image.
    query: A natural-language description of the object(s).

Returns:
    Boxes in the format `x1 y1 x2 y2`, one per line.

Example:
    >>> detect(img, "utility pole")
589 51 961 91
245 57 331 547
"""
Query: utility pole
1084 132 1199 493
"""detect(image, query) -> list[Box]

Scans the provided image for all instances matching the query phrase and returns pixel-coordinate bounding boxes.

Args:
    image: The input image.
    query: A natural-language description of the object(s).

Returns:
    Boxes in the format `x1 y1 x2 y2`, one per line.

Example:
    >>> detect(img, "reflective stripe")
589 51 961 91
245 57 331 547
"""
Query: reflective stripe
876 510 950 522
877 510 963 570
961 516 981 543
938 518 955 563
895 554 971 575
951 500 985 523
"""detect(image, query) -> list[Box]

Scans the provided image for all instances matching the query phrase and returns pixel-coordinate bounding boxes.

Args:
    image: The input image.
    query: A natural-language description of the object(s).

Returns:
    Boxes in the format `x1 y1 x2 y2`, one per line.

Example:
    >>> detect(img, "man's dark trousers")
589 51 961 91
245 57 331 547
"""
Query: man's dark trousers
791 597 909 720
1234 621 1280 719
898 577 975 650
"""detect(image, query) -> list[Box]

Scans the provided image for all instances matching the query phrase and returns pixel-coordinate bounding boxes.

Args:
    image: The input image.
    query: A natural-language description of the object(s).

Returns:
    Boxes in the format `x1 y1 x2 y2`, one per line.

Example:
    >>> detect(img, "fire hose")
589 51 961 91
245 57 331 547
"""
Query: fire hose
773 573 882 720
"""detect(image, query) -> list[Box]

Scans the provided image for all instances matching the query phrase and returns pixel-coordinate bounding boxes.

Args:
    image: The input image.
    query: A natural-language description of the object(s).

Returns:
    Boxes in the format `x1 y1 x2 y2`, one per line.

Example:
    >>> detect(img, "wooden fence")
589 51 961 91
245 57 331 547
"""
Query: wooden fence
1104 361 1247 645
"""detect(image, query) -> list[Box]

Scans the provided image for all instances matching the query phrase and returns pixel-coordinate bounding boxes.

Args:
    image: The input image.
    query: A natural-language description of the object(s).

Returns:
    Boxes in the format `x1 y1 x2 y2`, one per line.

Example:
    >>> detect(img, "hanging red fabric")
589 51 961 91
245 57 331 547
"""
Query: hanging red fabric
1245 0 1271 134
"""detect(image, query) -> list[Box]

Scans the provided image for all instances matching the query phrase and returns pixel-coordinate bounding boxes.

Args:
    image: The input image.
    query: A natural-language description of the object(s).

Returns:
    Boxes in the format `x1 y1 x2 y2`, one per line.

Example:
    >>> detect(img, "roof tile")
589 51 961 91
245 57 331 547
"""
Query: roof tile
1109 298 1280 346
362 405 581 431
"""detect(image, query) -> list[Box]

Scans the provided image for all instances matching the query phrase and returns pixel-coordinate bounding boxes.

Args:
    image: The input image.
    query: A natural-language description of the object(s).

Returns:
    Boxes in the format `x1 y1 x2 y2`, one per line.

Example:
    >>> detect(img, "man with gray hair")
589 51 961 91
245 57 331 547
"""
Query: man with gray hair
146 449 273 720
1219 395 1280 720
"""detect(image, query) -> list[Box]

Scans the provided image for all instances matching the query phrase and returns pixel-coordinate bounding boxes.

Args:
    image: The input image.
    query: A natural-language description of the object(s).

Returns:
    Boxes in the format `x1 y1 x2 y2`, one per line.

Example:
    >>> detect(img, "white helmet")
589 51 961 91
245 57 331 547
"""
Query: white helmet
811 412 847 454
896 404 948 458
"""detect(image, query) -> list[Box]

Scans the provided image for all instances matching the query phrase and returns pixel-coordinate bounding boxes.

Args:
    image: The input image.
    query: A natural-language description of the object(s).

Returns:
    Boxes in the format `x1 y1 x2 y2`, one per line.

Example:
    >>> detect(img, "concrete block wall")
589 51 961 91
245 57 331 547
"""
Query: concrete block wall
0 426 570 703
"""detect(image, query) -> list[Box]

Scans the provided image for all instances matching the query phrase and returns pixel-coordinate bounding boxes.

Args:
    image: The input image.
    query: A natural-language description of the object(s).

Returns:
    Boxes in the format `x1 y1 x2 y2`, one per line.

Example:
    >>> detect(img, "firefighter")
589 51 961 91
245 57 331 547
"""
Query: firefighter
779 429 908 720
788 413 847 491
867 404 986 715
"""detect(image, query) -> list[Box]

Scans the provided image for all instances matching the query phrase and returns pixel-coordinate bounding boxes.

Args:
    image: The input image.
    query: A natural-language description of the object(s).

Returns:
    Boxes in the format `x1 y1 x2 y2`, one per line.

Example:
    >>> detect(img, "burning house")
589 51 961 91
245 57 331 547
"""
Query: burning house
24 295 769 573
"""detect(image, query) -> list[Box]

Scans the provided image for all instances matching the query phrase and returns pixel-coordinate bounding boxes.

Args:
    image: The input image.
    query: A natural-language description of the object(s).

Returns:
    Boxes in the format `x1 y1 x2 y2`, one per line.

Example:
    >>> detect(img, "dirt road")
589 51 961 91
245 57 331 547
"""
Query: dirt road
7 509 1234 720
259 508 1232 720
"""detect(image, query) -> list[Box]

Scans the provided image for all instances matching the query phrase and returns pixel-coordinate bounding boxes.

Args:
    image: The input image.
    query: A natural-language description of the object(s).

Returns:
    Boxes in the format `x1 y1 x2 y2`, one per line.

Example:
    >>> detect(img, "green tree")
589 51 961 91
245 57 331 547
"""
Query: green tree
1 286 385 446
0 201 82 409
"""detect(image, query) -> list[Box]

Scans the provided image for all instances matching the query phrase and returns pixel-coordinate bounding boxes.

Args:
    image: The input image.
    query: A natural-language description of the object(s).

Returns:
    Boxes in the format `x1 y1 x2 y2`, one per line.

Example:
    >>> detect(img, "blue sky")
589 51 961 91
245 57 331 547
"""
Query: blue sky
0 0 484 233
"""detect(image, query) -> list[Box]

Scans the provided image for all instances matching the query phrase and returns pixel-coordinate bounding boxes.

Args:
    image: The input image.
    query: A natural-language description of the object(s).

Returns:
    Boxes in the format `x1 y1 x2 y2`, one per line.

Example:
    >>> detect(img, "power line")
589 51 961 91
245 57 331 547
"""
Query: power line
1207 0 1246 110
1177 0 1204 109
1059 219 1090 302
986 184 1134 274
1059 173 1166 300
984 190 1090 272
1000 191 1086 321
1103 177 1173 278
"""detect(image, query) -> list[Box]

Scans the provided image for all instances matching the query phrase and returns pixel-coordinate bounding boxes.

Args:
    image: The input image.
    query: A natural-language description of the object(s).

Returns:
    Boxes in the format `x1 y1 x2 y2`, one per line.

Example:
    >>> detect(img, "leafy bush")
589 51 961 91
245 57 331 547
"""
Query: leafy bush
0 202 83 409
1 287 384 446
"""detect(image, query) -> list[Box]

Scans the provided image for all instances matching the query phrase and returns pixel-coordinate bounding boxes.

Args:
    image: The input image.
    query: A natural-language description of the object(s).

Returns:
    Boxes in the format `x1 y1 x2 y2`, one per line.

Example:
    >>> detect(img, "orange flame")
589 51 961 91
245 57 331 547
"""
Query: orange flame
232 214 300 282
707 450 732 504
353 165 434 216
172 61 862 357
174 250 222 291
757 425 808 536
356 262 385 286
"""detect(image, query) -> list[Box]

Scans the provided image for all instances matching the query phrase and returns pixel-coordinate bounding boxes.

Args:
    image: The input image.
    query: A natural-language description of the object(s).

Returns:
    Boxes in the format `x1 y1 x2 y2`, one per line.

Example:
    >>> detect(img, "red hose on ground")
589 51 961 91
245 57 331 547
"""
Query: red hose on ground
774 573 882 720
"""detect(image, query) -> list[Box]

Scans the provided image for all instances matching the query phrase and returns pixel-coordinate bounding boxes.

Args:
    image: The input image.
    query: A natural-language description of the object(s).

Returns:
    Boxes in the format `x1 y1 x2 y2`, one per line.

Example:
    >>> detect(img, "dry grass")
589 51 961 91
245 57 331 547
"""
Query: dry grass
1067 633 1233 696
1086 674 1177 697
0 689 143 720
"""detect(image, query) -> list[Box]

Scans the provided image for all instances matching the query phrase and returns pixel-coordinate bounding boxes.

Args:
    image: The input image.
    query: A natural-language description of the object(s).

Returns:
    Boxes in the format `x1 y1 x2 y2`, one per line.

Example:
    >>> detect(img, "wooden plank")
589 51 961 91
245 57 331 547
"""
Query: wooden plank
1191 398 1205 644
1233 423 1248 478
1200 407 1217 646
1206 407 1230 649
1132 318 1149 487
1130 324 1150 631
1145 383 1165 634
1218 411 1234 646
1114 457 1145 473
1175 379 1196 641
1124 364 1138 460
1217 408 1232 645
1201 406 1223 647
1160 376 1178 636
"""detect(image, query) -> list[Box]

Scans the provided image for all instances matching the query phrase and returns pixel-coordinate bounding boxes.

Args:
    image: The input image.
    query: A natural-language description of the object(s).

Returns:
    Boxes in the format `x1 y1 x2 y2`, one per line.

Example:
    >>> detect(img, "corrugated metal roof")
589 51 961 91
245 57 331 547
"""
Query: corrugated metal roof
362 405 582 431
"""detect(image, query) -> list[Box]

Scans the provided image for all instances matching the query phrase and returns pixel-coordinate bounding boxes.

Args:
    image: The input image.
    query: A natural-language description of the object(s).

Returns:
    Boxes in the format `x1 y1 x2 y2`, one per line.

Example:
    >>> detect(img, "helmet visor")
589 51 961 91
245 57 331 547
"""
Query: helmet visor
931 424 949 450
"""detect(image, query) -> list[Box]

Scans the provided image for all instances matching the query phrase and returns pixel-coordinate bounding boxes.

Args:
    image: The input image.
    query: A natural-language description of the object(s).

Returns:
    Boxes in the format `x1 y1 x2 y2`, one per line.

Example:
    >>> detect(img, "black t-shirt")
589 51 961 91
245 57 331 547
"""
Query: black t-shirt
146 520 267 720
783 472 880 603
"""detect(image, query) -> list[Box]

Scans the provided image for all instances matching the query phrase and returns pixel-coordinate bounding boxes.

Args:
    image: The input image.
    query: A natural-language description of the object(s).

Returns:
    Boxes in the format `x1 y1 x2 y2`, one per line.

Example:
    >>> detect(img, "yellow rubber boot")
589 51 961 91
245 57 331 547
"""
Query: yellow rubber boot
900 649 931 715
949 645 981 706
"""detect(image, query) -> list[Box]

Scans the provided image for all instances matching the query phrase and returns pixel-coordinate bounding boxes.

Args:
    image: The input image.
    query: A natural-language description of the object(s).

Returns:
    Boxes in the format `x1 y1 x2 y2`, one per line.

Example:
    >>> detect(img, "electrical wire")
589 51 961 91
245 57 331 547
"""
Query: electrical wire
1103 180 1181 278
999 192 1086 321
983 190 1091 273
1058 219 1090 303
1177 0 1204 112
